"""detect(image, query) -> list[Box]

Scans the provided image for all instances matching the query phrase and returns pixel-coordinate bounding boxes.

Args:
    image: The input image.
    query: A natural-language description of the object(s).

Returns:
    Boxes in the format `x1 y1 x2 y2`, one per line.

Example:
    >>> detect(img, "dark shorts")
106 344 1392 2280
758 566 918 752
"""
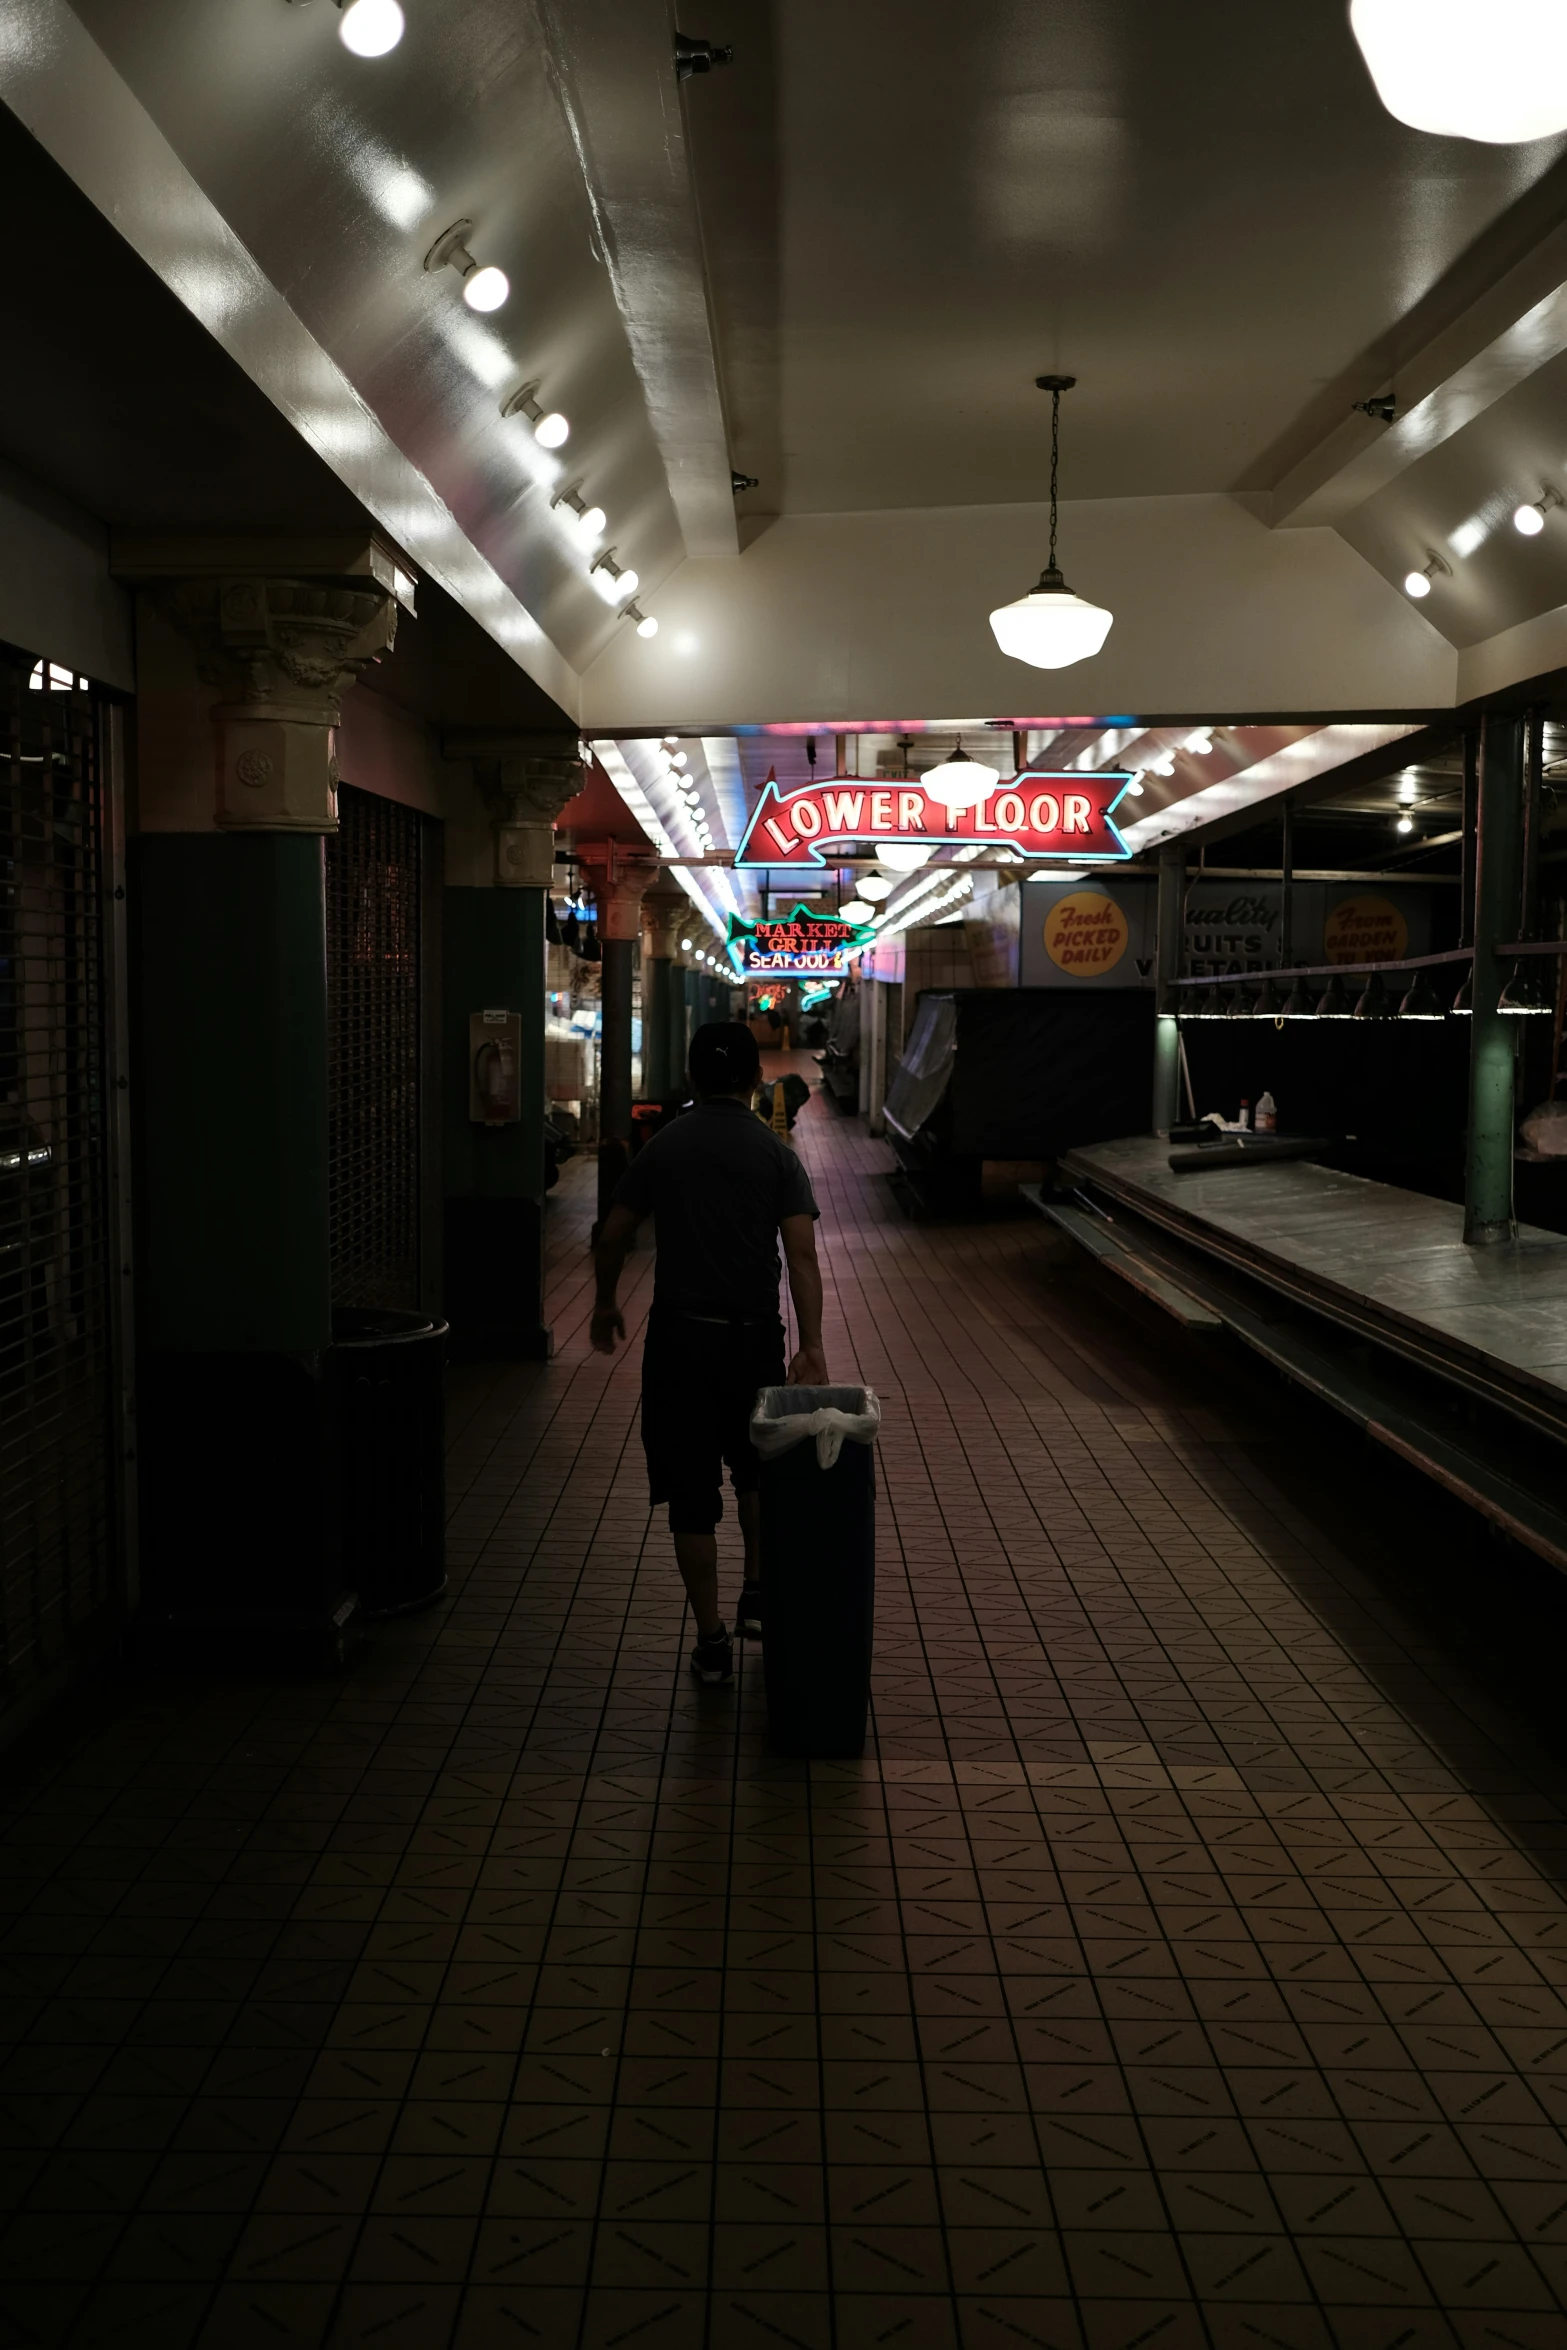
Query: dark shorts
641 1305 787 1534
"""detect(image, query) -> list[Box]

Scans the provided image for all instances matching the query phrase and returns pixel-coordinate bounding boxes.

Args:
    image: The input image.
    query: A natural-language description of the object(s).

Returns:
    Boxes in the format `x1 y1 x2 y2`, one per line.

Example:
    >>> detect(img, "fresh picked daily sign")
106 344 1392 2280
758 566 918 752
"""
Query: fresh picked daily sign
733 770 1136 868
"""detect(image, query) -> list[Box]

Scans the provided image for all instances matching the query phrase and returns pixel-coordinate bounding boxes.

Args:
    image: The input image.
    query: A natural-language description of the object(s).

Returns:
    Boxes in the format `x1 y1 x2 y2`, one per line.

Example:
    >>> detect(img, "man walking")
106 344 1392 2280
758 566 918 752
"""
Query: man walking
590 1022 828 1683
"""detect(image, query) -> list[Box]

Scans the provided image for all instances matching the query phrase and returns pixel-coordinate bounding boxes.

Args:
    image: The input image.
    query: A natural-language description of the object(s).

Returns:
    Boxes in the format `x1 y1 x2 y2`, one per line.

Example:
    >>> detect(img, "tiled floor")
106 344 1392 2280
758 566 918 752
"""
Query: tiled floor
7 1064 1567 2349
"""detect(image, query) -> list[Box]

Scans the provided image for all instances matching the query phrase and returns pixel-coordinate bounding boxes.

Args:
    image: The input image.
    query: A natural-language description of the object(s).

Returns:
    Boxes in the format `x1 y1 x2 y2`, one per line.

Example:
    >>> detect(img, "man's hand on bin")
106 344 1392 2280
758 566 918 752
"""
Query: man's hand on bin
787 1345 829 1387
590 1306 626 1355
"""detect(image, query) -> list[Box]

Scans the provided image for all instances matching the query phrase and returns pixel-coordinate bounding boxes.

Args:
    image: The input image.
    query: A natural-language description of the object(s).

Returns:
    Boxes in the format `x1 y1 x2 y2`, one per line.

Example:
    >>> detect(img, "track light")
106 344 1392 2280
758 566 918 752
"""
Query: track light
425 221 509 311
501 383 569 446
1514 489 1562 537
1498 961 1551 1015
590 552 638 603
337 0 405 54
1397 970 1444 1020
1403 552 1449 600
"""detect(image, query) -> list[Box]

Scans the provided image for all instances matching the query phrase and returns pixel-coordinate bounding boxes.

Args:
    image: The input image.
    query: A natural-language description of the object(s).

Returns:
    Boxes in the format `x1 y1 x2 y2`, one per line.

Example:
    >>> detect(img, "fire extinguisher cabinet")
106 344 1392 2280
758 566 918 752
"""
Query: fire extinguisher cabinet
328 1308 449 1617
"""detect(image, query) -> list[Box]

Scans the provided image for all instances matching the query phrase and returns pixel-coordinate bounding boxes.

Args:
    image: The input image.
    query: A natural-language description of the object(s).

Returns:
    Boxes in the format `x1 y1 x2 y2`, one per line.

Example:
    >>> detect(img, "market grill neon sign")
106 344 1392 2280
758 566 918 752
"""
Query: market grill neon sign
726 905 875 977
734 771 1135 868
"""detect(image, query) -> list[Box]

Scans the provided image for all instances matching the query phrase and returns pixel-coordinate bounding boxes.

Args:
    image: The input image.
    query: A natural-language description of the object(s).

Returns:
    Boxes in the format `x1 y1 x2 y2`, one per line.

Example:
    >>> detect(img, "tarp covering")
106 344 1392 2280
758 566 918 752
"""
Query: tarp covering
888 989 1155 1160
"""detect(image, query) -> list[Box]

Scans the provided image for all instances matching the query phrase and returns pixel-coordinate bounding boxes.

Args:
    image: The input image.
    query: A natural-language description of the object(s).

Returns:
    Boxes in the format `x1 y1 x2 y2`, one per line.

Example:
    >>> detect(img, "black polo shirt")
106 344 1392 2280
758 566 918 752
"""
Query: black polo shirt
611 1100 819 1319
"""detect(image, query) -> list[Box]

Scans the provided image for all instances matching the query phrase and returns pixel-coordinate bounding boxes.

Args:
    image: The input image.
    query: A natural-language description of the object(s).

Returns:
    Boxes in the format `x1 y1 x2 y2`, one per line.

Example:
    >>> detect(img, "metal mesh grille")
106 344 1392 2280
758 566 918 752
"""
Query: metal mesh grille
0 651 115 1702
325 784 422 1310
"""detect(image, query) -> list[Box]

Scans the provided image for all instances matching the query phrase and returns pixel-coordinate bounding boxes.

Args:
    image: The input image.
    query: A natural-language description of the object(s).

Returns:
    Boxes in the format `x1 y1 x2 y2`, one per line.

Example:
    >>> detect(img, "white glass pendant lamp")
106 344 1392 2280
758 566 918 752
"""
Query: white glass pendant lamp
989 376 1113 671
338 0 405 55
1349 0 1567 142
926 741 1001 812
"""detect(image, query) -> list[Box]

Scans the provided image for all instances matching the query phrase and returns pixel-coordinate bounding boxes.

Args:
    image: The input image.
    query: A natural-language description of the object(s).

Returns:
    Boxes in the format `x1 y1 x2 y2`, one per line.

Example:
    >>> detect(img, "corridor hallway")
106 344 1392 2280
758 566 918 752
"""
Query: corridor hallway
7 1076 1567 2350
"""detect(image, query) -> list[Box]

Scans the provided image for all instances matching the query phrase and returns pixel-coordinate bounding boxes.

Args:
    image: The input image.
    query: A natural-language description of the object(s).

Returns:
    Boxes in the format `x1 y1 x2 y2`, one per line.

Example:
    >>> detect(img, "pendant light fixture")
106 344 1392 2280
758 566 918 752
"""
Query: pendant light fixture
1280 974 1318 1019
1317 973 1353 1018
1397 970 1444 1020
1352 970 1392 1018
1498 961 1551 1014
989 377 1113 671
1349 0 1567 145
1450 969 1472 1015
926 740 1001 813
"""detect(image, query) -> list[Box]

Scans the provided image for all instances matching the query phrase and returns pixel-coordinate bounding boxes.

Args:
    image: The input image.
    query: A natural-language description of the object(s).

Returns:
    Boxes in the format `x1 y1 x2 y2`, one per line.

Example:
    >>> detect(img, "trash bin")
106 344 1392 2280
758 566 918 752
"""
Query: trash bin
329 1308 449 1618
750 1385 880 1757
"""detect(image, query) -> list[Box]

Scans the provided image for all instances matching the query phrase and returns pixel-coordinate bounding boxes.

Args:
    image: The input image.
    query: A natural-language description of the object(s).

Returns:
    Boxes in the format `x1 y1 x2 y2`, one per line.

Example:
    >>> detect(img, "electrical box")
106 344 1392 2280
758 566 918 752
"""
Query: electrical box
470 1009 522 1125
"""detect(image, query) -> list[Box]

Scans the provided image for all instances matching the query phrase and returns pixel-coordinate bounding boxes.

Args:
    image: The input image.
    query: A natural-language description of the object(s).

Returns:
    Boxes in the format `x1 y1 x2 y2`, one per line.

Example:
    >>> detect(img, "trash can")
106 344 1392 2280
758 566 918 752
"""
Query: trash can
329 1308 449 1618
750 1385 881 1758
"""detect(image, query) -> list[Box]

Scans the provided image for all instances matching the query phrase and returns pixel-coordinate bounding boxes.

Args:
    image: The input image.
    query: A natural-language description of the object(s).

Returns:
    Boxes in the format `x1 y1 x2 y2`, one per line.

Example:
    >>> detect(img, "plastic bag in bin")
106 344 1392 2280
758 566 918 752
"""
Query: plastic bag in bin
750 1386 882 1472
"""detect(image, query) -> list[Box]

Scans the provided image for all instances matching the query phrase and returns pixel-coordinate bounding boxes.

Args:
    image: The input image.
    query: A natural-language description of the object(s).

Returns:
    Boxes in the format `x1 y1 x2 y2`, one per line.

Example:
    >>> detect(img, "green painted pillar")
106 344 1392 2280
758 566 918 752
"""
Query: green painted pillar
1152 842 1185 1133
1465 713 1524 1245
640 886 687 1099
580 851 659 1228
440 739 584 1356
120 558 398 1644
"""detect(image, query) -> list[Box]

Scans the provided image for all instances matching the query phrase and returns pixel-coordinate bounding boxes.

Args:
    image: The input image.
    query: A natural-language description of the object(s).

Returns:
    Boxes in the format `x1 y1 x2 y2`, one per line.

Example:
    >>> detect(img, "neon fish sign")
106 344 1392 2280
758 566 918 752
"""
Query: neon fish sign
726 904 875 977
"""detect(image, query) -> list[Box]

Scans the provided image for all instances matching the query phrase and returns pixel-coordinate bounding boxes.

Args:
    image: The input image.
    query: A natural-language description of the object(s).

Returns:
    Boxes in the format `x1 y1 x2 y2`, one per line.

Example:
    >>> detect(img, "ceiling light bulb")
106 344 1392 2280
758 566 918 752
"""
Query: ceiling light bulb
1515 500 1547 536
681 939 693 953
1184 730 1214 755
578 504 606 538
533 410 569 448
338 0 405 54
615 568 640 597
636 616 660 639
1350 0 1567 143
1404 567 1432 598
462 264 509 313
1396 813 1415 834
671 752 689 768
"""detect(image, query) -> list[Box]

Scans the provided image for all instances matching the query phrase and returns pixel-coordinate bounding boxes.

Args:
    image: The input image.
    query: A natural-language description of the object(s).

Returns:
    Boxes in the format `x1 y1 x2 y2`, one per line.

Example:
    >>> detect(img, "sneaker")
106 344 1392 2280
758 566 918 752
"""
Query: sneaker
689 1627 733 1684
735 1583 763 1640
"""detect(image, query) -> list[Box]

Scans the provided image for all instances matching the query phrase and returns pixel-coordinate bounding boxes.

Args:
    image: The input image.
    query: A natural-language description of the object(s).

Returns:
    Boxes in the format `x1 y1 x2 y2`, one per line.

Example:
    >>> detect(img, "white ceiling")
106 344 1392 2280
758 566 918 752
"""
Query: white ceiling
13 0 1567 825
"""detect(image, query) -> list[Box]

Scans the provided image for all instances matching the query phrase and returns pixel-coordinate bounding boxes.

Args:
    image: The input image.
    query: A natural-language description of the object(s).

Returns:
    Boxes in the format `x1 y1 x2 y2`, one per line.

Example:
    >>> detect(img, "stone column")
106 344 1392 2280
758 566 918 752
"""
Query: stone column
442 734 584 1356
1465 714 1524 1245
578 846 661 1226
117 546 398 1645
1152 843 1186 1133
640 885 689 1099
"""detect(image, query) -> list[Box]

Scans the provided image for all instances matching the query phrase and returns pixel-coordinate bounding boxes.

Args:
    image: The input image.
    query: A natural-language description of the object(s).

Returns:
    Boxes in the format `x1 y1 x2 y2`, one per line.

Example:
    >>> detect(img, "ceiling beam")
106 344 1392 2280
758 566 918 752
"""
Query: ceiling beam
537 0 739 565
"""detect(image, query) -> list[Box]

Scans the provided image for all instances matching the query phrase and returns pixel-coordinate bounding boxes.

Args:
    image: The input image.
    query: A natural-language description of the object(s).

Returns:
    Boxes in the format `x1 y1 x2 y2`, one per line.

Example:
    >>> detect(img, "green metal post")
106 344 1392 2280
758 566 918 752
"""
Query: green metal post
1465 713 1524 1245
1152 842 1185 1132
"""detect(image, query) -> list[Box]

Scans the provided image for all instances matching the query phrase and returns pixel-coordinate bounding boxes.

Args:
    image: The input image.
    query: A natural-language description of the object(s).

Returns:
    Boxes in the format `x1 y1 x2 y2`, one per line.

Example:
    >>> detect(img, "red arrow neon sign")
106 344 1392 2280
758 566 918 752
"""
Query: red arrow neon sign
733 771 1134 868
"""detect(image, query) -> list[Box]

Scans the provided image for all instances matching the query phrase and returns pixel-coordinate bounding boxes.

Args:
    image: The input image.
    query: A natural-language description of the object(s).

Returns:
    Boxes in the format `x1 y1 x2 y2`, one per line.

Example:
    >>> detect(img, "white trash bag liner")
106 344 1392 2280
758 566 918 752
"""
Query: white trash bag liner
750 1385 882 1471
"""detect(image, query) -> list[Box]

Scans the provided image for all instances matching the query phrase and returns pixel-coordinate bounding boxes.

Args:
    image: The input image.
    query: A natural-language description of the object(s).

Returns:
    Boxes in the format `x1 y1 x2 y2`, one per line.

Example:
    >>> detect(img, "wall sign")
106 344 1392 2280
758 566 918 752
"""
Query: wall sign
734 770 1134 868
1322 895 1408 964
726 904 876 977
1044 891 1130 976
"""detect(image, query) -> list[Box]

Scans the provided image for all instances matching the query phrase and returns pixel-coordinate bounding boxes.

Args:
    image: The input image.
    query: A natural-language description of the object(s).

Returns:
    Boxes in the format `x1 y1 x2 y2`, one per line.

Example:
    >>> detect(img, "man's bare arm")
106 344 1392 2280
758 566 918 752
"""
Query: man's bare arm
590 1204 641 1353
780 1214 828 1386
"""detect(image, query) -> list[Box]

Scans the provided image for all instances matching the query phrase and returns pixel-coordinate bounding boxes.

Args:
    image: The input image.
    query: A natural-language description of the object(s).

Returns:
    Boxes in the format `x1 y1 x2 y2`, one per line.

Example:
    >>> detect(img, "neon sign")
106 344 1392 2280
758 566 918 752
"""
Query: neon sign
726 904 875 977
734 771 1134 869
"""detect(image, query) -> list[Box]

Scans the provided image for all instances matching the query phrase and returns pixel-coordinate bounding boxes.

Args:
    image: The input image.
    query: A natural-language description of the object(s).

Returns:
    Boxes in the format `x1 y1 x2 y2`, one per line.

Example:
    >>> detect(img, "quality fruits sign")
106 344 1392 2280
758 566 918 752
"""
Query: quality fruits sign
725 905 875 977
733 770 1135 869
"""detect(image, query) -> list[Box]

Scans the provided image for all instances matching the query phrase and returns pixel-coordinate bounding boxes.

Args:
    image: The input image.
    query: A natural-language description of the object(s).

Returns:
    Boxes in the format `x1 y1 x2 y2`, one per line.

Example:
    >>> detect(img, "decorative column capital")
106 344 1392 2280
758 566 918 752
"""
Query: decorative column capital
160 575 398 831
454 733 585 887
578 843 662 941
641 885 690 961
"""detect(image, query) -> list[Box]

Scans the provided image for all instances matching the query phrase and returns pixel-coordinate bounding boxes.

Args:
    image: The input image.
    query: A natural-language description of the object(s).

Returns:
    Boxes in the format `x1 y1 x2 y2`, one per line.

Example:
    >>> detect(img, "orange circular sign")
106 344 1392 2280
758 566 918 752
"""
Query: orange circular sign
1323 895 1407 964
1044 890 1129 976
